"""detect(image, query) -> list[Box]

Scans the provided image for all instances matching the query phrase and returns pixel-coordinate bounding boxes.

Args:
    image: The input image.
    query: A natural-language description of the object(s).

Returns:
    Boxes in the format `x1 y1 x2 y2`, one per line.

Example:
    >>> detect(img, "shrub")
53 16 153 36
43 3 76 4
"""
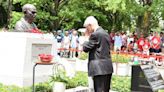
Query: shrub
0 83 31 92
111 75 131 92
35 82 52 92
50 69 69 84
111 53 131 63
66 71 88 89
79 52 88 60
9 11 23 29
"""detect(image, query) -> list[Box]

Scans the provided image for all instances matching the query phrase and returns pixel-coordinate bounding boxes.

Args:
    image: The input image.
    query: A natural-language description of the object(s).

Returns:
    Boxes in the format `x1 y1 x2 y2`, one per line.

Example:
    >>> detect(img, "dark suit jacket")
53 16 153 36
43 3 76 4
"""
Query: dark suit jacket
83 27 113 76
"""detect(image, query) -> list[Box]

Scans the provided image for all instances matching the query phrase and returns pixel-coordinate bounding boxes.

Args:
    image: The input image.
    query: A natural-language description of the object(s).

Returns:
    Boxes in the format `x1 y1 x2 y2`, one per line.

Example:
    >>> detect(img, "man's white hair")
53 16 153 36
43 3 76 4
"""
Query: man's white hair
83 16 99 27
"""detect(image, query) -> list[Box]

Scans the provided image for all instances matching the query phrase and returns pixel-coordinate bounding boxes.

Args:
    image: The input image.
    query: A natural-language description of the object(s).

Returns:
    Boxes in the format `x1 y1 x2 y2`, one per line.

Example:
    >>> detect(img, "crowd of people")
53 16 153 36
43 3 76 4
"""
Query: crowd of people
109 31 164 55
54 29 89 58
55 29 164 58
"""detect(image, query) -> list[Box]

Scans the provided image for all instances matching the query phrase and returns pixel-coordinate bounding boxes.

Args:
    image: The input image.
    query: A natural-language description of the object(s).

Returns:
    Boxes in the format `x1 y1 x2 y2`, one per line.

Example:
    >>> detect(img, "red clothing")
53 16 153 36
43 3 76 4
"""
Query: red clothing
137 38 144 51
151 36 161 49
142 42 150 51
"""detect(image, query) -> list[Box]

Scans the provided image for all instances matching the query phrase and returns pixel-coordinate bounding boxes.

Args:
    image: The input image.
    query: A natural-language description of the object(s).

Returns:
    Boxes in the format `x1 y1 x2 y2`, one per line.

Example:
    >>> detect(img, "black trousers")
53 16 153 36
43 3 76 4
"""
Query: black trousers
93 74 112 92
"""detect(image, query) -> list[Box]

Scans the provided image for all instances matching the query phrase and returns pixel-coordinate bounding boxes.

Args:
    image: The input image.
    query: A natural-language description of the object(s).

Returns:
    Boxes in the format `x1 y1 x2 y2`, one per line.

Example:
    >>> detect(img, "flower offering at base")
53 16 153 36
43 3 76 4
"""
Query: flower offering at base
38 54 53 62
30 28 43 34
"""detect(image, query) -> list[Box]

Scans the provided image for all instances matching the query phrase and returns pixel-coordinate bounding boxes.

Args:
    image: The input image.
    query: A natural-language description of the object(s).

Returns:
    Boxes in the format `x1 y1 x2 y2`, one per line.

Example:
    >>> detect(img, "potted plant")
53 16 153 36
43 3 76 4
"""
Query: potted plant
78 52 88 60
50 65 68 92
76 52 88 72
112 53 131 76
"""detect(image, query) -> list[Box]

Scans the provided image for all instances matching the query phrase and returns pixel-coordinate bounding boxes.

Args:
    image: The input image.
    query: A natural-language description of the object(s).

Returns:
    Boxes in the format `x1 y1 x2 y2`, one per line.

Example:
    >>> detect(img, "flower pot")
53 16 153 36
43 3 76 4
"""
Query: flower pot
53 82 66 92
39 54 53 62
76 59 88 72
115 63 130 76
112 63 117 75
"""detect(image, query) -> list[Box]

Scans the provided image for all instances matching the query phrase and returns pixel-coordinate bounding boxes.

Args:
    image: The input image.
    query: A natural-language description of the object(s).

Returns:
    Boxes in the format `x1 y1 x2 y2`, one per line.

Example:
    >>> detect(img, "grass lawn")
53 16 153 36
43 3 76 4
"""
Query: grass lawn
0 75 131 92
111 75 131 92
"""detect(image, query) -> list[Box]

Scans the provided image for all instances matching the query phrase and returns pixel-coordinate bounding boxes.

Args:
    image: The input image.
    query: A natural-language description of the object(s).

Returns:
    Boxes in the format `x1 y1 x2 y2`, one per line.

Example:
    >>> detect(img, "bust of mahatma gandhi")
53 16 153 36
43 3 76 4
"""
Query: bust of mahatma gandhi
14 4 38 32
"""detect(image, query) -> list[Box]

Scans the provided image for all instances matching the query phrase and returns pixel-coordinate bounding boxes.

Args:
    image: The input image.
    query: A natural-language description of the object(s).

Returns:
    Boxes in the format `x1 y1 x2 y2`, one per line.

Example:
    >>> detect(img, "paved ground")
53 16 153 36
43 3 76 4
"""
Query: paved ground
157 67 164 79
65 86 117 92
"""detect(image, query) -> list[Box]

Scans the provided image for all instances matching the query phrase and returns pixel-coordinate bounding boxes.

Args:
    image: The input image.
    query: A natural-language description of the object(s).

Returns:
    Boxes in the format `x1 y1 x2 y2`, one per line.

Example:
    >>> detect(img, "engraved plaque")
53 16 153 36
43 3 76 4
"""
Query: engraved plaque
31 44 52 62
141 65 164 91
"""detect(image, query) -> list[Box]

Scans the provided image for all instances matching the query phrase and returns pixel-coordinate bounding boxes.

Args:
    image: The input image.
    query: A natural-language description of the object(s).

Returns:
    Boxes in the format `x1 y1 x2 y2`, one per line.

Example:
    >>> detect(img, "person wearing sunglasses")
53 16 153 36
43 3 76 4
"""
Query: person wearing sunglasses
14 4 40 33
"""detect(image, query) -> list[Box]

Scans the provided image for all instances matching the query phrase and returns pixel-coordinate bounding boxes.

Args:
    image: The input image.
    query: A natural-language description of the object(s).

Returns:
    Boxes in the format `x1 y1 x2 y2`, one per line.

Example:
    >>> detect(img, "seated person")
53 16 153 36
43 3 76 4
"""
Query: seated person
127 41 134 53
120 45 127 53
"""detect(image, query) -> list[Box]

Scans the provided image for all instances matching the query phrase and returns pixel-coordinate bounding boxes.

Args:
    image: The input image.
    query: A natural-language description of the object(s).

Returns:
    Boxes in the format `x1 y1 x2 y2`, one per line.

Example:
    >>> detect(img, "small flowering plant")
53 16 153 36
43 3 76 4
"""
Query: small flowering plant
111 53 131 63
50 69 68 83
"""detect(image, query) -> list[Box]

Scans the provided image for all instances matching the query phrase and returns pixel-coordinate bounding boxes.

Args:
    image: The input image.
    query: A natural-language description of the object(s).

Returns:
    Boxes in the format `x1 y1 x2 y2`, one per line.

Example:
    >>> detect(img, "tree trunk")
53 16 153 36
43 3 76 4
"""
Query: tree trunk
136 0 152 37
6 0 13 29
142 11 151 37
0 5 7 28
53 0 60 31
52 0 69 31
136 16 143 36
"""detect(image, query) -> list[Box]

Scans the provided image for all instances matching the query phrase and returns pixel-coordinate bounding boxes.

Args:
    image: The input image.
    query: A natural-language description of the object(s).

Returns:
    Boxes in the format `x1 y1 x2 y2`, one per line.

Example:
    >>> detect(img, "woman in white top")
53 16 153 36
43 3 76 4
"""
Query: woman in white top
61 31 70 57
70 30 79 58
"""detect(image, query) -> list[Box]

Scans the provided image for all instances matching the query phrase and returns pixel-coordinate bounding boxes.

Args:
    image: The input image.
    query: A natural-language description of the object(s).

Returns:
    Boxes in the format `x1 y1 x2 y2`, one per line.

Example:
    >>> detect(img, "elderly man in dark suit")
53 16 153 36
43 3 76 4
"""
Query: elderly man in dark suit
83 16 113 92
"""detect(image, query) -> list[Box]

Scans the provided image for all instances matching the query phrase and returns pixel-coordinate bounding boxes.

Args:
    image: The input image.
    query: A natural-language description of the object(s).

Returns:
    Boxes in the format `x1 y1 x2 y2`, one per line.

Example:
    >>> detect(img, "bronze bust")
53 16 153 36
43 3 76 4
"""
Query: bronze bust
14 4 38 32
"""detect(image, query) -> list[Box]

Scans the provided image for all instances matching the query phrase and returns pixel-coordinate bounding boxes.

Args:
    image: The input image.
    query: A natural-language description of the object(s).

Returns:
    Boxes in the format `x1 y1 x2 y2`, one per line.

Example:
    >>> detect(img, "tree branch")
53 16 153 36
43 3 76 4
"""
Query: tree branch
59 0 69 10
59 15 66 25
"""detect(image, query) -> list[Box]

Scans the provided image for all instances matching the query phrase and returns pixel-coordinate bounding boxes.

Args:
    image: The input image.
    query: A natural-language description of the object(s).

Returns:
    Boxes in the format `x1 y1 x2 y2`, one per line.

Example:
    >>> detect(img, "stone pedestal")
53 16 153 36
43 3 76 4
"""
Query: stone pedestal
0 32 57 87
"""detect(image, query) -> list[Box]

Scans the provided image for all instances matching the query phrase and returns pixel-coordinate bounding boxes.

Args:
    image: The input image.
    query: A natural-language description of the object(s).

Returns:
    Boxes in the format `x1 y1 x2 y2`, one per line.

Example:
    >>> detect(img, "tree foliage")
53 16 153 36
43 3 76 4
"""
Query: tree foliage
0 0 12 28
1 0 164 33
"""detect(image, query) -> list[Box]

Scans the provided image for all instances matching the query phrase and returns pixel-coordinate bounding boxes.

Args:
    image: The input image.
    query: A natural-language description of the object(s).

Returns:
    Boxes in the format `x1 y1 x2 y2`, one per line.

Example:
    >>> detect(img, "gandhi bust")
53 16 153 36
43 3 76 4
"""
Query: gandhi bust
14 4 38 32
